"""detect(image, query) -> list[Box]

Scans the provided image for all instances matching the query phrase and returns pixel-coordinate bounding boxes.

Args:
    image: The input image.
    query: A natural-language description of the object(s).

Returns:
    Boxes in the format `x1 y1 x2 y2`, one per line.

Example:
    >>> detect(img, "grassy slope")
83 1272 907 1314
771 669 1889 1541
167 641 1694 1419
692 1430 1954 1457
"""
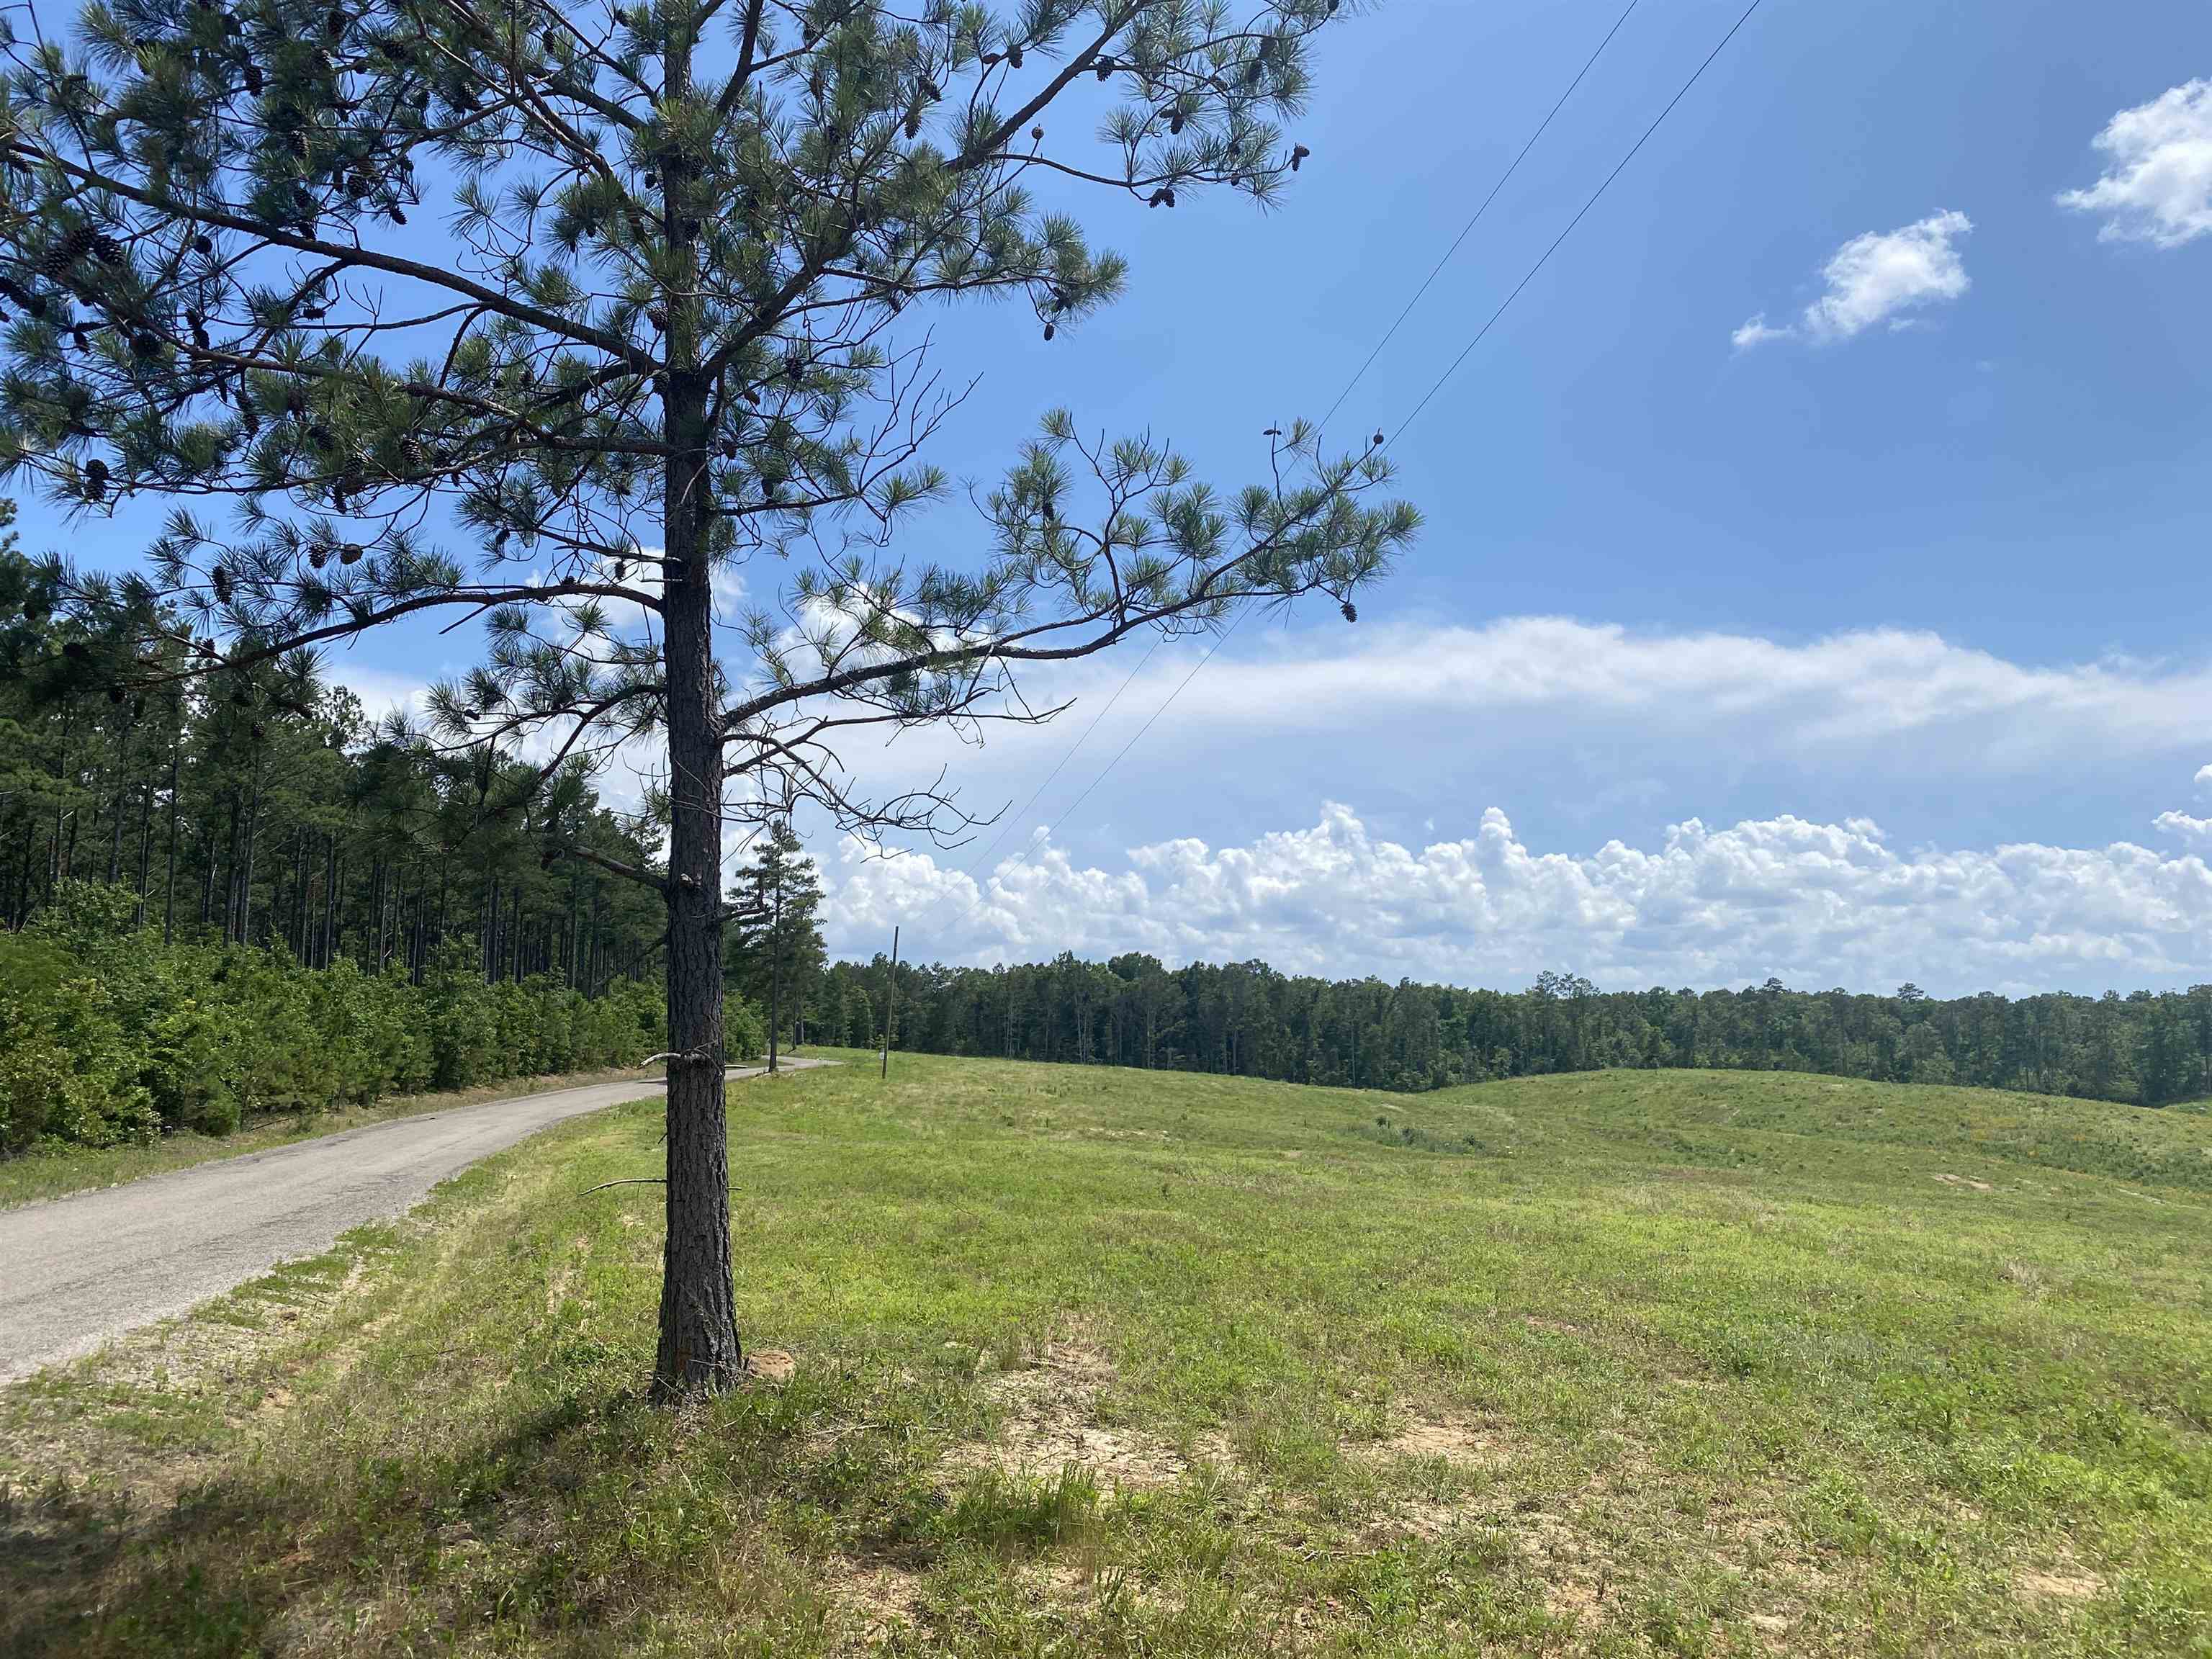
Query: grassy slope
0 1066 663 1210
4 1055 2209 1657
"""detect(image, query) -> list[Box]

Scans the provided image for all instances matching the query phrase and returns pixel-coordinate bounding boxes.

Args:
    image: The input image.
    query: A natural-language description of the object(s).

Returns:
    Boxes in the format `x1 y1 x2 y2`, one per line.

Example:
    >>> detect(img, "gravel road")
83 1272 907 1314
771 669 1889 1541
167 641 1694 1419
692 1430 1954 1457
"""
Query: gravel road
0 1059 829 1383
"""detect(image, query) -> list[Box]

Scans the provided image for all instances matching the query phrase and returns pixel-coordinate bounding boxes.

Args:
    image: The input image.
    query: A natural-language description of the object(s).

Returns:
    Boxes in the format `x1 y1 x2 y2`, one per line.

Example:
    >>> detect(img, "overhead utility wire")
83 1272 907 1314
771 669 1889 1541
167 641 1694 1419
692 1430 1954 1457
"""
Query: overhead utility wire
1317 0 1644 433
920 633 1164 909
919 6 1649 937
1390 0 1768 444
925 0 1766 943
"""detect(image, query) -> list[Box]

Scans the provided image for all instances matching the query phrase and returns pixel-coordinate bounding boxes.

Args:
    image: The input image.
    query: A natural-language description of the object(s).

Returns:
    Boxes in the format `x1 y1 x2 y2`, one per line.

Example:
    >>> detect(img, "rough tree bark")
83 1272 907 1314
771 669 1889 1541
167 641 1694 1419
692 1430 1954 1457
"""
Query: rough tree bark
654 350 742 1393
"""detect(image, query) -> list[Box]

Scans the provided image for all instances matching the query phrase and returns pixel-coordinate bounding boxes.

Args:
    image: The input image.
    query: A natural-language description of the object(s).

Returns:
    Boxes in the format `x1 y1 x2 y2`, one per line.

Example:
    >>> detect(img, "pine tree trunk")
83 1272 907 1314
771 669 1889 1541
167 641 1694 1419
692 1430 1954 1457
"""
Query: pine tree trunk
13 818 32 927
200 818 217 930
652 361 742 1397
484 873 500 981
220 793 240 940
107 765 125 882
290 830 308 955
239 746 265 943
133 750 154 925
161 714 180 943
9 821 22 925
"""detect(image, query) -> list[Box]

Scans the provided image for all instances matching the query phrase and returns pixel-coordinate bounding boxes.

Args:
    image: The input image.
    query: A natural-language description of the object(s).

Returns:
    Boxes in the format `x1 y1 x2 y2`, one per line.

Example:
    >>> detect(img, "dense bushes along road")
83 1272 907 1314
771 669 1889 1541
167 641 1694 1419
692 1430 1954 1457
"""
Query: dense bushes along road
0 881 757 1151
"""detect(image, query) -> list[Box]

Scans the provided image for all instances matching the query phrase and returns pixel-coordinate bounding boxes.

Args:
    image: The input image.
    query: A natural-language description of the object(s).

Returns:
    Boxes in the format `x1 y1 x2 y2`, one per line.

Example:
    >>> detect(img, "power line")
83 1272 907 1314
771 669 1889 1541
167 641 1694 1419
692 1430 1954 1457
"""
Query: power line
1318 0 1643 433
915 3 1646 939
922 0 1768 950
936 619 1244 940
1390 0 1768 446
920 632 1163 917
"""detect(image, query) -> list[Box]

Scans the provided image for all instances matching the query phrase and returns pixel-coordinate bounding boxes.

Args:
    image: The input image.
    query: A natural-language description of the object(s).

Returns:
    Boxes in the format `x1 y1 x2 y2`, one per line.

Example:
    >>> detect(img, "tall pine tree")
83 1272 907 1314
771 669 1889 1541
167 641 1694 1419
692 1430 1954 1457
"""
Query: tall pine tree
727 816 824 1070
0 0 1416 1394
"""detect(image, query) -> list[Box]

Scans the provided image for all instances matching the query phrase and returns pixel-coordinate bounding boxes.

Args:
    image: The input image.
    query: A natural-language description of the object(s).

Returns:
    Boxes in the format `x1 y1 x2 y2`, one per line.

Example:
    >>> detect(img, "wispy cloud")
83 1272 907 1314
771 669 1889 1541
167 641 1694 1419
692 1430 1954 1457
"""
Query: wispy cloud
1730 314 1791 352
1733 212 1973 349
835 616 2212 810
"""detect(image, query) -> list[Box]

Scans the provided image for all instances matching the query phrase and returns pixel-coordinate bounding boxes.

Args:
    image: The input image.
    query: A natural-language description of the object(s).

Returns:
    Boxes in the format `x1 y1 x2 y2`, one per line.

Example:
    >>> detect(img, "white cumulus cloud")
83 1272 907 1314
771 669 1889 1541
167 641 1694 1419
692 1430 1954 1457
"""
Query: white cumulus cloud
2155 809 2212 843
823 800 2212 997
2058 79 2212 248
1733 211 1972 349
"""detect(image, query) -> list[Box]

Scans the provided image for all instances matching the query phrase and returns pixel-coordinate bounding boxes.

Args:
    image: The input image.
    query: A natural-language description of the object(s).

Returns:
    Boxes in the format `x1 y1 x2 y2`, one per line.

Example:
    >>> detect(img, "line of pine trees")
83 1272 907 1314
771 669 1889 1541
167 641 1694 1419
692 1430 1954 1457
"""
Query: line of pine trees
2 513 667 990
832 956 2212 1110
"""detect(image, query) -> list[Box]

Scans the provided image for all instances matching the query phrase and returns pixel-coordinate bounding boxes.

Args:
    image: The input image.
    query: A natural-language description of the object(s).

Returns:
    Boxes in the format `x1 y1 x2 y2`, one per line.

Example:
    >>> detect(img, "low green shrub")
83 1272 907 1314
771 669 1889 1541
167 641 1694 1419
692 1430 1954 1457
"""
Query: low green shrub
0 930 156 1149
0 880 715 1152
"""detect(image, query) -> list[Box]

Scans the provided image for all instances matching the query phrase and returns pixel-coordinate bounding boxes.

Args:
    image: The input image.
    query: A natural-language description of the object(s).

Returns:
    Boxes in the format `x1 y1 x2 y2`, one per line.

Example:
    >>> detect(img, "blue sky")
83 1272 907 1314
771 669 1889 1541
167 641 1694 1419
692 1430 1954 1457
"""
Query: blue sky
29 0 2212 994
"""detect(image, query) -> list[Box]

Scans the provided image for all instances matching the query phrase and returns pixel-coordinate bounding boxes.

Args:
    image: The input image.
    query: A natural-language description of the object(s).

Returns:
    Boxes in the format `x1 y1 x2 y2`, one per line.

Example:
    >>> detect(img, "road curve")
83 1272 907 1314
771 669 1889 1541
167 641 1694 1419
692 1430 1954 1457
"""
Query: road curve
0 1059 830 1383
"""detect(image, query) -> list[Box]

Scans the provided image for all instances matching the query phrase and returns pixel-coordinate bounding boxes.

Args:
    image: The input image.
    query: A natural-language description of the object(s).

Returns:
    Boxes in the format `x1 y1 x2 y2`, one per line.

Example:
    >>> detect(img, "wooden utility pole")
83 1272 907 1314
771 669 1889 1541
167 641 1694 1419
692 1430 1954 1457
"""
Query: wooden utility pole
881 925 899 1080
767 876 783 1074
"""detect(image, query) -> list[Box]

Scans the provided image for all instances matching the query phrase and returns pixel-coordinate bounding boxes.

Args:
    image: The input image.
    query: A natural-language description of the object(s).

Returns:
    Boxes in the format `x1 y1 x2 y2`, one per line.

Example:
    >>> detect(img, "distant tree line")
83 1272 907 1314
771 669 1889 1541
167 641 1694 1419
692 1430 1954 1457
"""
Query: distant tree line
822 954 2212 1110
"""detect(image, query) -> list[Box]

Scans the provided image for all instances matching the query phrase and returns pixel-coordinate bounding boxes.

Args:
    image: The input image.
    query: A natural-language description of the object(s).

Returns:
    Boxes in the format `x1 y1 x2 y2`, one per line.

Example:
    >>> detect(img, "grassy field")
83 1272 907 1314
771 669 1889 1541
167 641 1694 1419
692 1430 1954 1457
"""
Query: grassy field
4 1054 2209 1657
0 1065 663 1210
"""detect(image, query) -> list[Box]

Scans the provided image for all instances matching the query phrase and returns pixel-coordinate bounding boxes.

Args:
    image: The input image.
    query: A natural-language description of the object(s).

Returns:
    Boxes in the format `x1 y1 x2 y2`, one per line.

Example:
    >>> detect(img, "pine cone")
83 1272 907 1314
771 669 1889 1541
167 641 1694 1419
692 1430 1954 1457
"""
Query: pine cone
35 224 96 279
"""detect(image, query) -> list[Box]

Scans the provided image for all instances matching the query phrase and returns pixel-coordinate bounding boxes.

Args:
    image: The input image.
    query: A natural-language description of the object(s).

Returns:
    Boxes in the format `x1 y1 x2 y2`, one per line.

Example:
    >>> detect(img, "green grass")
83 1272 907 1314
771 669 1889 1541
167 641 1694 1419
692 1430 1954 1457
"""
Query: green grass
4 1054 2211 1656
0 1065 662 1210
